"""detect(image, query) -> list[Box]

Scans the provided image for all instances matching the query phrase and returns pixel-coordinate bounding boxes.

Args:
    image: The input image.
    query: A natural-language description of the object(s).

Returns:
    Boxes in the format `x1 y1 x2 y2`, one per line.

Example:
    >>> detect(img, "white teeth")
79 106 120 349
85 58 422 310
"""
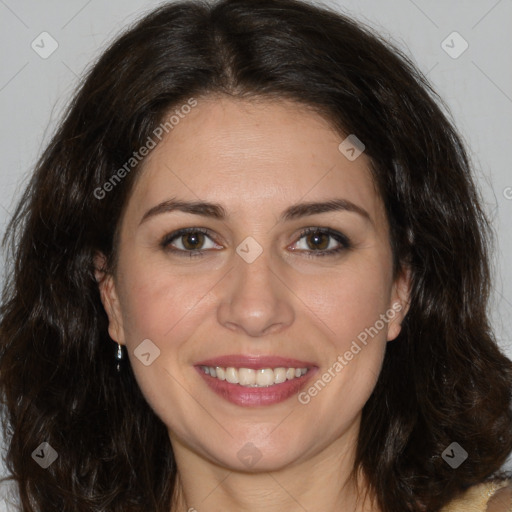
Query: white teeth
274 367 287 383
239 368 256 386
225 367 239 384
201 366 309 387
256 368 275 386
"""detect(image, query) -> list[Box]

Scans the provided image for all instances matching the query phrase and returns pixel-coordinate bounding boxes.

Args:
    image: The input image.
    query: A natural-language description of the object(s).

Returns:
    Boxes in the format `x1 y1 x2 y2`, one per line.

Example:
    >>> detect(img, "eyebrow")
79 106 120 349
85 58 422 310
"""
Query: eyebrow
139 197 372 226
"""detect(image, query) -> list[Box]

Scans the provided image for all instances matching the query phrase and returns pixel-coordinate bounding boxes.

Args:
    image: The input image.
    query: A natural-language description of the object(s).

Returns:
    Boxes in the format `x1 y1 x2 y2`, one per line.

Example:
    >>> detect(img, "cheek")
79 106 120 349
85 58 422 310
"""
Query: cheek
301 272 390 432
302 258 394 347
114 259 210 435
295 255 393 408
116 256 209 344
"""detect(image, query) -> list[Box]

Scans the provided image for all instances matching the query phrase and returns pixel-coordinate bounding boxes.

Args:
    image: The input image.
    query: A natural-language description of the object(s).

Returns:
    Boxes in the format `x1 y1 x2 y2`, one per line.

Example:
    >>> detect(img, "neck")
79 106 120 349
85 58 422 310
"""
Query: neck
169 428 378 512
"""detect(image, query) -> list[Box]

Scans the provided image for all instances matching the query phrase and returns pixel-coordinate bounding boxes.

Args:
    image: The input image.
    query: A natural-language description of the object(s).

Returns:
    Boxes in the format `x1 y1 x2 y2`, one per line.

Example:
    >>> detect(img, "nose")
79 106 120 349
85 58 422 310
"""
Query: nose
216 246 295 338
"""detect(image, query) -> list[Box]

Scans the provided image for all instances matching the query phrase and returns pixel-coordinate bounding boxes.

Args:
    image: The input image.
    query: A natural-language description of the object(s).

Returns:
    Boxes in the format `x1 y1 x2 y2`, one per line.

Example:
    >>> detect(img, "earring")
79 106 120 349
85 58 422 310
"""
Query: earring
115 343 123 373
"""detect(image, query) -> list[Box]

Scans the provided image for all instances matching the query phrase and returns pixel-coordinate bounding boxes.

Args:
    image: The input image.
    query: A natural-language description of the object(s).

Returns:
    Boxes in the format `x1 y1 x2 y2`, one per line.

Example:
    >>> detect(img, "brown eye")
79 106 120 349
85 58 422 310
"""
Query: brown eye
160 228 220 257
292 227 351 257
180 231 206 250
304 231 330 251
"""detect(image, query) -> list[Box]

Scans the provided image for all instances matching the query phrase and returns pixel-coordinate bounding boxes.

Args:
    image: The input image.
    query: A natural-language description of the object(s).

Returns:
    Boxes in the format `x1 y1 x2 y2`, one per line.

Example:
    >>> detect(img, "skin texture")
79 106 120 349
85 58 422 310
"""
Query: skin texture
96 96 411 512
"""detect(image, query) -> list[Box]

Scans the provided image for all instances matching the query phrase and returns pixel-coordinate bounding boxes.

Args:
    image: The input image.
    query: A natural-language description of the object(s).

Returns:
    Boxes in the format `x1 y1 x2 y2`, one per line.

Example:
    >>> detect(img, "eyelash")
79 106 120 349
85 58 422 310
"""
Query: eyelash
160 227 351 259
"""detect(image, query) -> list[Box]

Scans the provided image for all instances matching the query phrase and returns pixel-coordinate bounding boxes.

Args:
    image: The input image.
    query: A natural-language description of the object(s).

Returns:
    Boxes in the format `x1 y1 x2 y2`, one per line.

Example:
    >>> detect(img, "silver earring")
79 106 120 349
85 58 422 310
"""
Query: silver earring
115 343 123 373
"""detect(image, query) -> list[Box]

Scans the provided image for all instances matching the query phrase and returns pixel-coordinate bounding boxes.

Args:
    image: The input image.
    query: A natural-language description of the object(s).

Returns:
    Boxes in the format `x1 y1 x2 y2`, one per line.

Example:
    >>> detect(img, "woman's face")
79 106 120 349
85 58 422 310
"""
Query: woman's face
98 96 410 472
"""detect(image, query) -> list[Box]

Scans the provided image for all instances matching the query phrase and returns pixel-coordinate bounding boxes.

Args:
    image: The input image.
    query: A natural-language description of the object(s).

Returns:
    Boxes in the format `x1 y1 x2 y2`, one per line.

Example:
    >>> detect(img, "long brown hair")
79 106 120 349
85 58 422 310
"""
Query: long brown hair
1 1 511 510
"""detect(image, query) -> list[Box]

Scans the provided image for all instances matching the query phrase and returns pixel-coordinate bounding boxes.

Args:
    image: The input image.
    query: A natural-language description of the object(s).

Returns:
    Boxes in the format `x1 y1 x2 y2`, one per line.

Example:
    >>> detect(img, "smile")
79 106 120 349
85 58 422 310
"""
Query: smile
199 366 309 387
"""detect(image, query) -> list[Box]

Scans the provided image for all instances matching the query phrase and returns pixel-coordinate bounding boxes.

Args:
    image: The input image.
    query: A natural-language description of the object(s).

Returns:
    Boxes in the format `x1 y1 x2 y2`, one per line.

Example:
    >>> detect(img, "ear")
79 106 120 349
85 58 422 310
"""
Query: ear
94 251 125 345
386 265 411 342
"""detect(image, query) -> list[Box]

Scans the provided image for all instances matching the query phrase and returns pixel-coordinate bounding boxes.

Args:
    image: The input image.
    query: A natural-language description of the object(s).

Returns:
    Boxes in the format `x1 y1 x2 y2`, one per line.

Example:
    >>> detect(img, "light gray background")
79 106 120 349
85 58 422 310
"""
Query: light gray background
0 0 511 505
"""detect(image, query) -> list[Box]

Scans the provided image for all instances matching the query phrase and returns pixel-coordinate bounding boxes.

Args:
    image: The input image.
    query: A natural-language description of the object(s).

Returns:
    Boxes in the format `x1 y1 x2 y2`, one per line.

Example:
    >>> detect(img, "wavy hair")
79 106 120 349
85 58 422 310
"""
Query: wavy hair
1 0 511 510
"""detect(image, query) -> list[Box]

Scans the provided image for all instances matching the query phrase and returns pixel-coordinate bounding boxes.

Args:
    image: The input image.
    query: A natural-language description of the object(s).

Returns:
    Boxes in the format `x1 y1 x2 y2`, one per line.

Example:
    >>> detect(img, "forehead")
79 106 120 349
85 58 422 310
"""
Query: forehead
125 96 386 228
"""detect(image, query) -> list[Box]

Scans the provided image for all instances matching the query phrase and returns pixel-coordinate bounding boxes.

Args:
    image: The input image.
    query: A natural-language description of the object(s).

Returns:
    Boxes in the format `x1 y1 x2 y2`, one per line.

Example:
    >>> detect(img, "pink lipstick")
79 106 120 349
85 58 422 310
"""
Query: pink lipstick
194 354 318 407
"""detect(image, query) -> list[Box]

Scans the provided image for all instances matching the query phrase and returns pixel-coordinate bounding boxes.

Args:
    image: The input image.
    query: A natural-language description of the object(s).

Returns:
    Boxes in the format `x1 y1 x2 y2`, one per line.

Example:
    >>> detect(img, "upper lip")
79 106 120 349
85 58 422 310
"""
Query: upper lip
195 354 317 370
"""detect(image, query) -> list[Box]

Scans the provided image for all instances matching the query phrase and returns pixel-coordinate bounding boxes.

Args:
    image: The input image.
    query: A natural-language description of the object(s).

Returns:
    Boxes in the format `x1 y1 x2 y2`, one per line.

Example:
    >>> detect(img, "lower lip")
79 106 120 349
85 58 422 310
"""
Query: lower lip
195 367 318 406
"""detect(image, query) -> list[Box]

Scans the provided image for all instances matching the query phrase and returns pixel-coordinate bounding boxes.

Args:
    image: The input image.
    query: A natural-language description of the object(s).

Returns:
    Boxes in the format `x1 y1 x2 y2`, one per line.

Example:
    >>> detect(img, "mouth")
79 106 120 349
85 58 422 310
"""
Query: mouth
199 365 309 387
194 355 318 406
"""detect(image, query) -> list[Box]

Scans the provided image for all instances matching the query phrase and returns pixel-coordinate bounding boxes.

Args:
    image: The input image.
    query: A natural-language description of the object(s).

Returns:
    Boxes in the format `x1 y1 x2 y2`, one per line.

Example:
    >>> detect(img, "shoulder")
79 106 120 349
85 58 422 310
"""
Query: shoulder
440 479 512 512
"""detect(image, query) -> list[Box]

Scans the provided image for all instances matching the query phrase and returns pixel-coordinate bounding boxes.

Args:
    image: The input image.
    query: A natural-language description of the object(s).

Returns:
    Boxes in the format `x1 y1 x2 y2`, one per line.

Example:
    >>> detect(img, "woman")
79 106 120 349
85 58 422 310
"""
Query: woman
0 0 511 510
